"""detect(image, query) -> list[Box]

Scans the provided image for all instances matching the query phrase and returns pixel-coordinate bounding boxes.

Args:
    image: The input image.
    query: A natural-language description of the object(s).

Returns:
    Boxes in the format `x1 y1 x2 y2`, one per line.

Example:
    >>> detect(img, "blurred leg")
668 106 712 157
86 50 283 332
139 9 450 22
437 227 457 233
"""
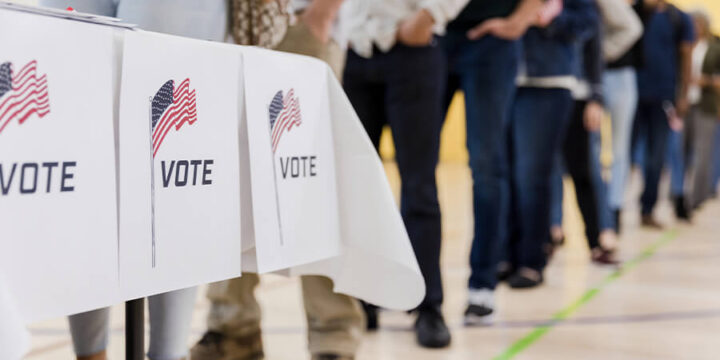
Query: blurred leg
668 129 686 198
384 43 445 310
342 50 387 151
192 275 264 360
147 287 197 360
604 68 638 212
564 101 601 250
511 88 573 272
302 276 365 357
689 112 718 208
68 308 111 359
640 100 670 216
446 34 518 291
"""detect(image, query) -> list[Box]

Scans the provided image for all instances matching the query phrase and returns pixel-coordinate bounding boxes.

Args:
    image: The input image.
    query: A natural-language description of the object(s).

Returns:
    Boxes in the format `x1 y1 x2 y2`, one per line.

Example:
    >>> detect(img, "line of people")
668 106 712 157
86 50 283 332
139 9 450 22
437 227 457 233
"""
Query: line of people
37 0 720 359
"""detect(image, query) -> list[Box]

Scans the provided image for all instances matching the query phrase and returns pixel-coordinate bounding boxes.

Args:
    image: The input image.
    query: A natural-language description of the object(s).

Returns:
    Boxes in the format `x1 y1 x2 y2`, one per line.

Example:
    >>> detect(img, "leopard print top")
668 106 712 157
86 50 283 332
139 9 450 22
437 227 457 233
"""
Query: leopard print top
230 0 290 49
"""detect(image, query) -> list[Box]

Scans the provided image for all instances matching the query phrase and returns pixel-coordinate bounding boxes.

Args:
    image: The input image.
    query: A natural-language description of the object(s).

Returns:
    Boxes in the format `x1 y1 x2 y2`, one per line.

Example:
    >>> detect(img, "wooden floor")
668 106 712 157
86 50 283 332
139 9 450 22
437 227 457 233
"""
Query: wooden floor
26 162 720 359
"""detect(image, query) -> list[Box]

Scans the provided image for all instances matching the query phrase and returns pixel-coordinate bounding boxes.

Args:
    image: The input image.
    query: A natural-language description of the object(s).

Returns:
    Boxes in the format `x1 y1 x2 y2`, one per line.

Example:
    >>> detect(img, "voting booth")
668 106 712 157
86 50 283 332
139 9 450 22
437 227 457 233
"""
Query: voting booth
0 3 425 359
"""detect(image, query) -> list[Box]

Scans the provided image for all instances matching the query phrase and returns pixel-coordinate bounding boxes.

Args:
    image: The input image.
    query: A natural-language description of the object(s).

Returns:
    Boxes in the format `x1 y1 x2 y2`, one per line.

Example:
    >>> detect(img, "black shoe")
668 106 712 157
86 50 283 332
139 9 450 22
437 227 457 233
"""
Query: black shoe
414 308 451 348
507 268 544 289
361 301 379 331
312 355 354 360
641 214 664 230
591 247 620 266
673 195 692 221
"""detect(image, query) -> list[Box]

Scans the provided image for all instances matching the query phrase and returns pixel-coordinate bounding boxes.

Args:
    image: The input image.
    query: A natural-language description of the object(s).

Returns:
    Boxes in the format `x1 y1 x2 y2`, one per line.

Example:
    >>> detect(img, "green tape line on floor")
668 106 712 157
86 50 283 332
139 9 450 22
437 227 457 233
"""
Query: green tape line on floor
494 229 678 360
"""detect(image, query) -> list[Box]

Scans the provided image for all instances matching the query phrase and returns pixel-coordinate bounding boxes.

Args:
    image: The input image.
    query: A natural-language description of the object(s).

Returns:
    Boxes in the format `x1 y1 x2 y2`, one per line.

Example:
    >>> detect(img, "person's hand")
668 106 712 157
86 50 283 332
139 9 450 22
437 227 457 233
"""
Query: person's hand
675 96 689 119
397 9 435 46
663 101 685 131
584 101 604 132
467 17 527 40
712 75 720 92
534 0 563 28
300 6 334 43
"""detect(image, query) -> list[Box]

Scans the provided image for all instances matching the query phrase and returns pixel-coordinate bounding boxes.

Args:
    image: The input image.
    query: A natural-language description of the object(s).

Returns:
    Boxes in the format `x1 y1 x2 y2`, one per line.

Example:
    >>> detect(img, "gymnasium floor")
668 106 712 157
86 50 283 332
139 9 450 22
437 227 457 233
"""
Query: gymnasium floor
26 162 720 359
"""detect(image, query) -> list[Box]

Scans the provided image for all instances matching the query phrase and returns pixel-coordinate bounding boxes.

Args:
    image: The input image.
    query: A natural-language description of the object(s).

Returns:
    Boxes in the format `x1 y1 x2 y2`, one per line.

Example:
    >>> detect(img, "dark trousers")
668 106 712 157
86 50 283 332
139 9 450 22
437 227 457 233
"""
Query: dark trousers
635 99 671 215
442 32 520 290
562 100 602 249
507 87 573 272
343 43 445 309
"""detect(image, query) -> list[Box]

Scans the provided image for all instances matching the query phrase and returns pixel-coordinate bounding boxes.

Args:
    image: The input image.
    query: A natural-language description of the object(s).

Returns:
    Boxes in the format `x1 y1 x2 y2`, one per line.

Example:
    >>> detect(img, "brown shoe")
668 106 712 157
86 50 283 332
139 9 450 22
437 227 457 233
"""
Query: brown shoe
641 215 664 230
190 331 264 360
591 248 620 266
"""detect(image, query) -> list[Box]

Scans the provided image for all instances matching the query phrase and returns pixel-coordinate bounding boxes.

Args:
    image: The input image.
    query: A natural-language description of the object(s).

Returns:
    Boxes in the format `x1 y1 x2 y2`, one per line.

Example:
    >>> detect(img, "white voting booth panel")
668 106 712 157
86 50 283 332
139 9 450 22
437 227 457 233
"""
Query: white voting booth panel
0 9 120 323
243 47 341 273
118 30 243 300
0 6 426 357
241 48 424 310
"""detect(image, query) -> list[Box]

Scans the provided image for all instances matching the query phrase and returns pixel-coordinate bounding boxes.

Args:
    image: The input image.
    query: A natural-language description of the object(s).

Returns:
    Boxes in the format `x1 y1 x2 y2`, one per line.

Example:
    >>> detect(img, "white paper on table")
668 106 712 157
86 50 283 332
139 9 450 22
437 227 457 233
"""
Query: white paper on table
242 47 341 273
118 30 243 299
0 9 121 322
288 69 425 311
0 274 30 360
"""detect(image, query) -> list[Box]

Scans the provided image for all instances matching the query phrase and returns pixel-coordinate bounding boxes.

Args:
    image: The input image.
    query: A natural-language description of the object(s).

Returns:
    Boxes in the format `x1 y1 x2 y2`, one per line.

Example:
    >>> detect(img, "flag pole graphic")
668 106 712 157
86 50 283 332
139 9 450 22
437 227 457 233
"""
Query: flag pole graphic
149 96 157 268
269 114 284 247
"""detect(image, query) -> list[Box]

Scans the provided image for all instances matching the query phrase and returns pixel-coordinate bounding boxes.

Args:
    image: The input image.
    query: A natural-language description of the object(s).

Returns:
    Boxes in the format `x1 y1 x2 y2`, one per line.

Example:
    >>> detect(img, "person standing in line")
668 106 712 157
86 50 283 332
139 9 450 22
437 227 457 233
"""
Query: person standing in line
599 0 644 234
670 10 720 211
714 127 720 196
633 0 695 229
549 0 643 263
340 0 468 348
440 0 546 326
36 1 229 359
190 2 367 360
503 0 598 288
549 0 630 265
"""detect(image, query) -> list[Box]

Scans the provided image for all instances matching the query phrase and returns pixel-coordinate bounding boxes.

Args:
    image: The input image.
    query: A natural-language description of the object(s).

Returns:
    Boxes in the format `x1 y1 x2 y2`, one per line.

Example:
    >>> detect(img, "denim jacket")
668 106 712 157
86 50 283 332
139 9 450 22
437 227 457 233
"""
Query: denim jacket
521 0 599 78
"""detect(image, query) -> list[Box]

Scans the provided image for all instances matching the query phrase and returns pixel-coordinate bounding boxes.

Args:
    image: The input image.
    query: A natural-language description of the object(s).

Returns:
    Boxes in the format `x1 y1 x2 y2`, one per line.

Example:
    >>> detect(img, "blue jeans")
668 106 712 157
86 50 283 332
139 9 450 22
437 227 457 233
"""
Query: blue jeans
635 99 671 215
39 0 228 42
69 288 197 360
603 68 638 212
550 155 564 228
442 33 520 290
668 129 686 197
343 43 445 309
507 88 573 271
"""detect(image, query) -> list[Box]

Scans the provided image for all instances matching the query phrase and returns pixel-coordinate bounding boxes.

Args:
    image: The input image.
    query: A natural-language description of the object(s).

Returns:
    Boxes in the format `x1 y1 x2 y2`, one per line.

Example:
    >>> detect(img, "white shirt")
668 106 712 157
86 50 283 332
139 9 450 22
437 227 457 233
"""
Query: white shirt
341 0 470 58
689 40 709 105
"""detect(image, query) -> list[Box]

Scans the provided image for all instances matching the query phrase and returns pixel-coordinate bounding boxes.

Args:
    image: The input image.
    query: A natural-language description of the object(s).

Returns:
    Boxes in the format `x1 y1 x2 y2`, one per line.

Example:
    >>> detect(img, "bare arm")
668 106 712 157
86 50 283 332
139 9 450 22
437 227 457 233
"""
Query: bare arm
302 0 344 43
420 0 470 31
676 42 693 117
597 0 643 62
467 0 544 40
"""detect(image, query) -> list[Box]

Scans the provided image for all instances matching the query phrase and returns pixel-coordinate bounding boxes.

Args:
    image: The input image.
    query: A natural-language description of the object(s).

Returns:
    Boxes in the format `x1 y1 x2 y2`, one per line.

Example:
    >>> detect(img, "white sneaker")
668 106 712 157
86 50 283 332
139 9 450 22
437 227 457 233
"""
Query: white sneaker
464 288 495 326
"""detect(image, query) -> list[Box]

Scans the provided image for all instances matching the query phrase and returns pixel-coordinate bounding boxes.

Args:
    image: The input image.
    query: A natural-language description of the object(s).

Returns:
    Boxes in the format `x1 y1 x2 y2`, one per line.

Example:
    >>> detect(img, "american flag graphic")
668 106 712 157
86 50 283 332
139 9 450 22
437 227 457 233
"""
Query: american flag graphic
269 89 302 153
151 78 197 157
0 60 50 135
